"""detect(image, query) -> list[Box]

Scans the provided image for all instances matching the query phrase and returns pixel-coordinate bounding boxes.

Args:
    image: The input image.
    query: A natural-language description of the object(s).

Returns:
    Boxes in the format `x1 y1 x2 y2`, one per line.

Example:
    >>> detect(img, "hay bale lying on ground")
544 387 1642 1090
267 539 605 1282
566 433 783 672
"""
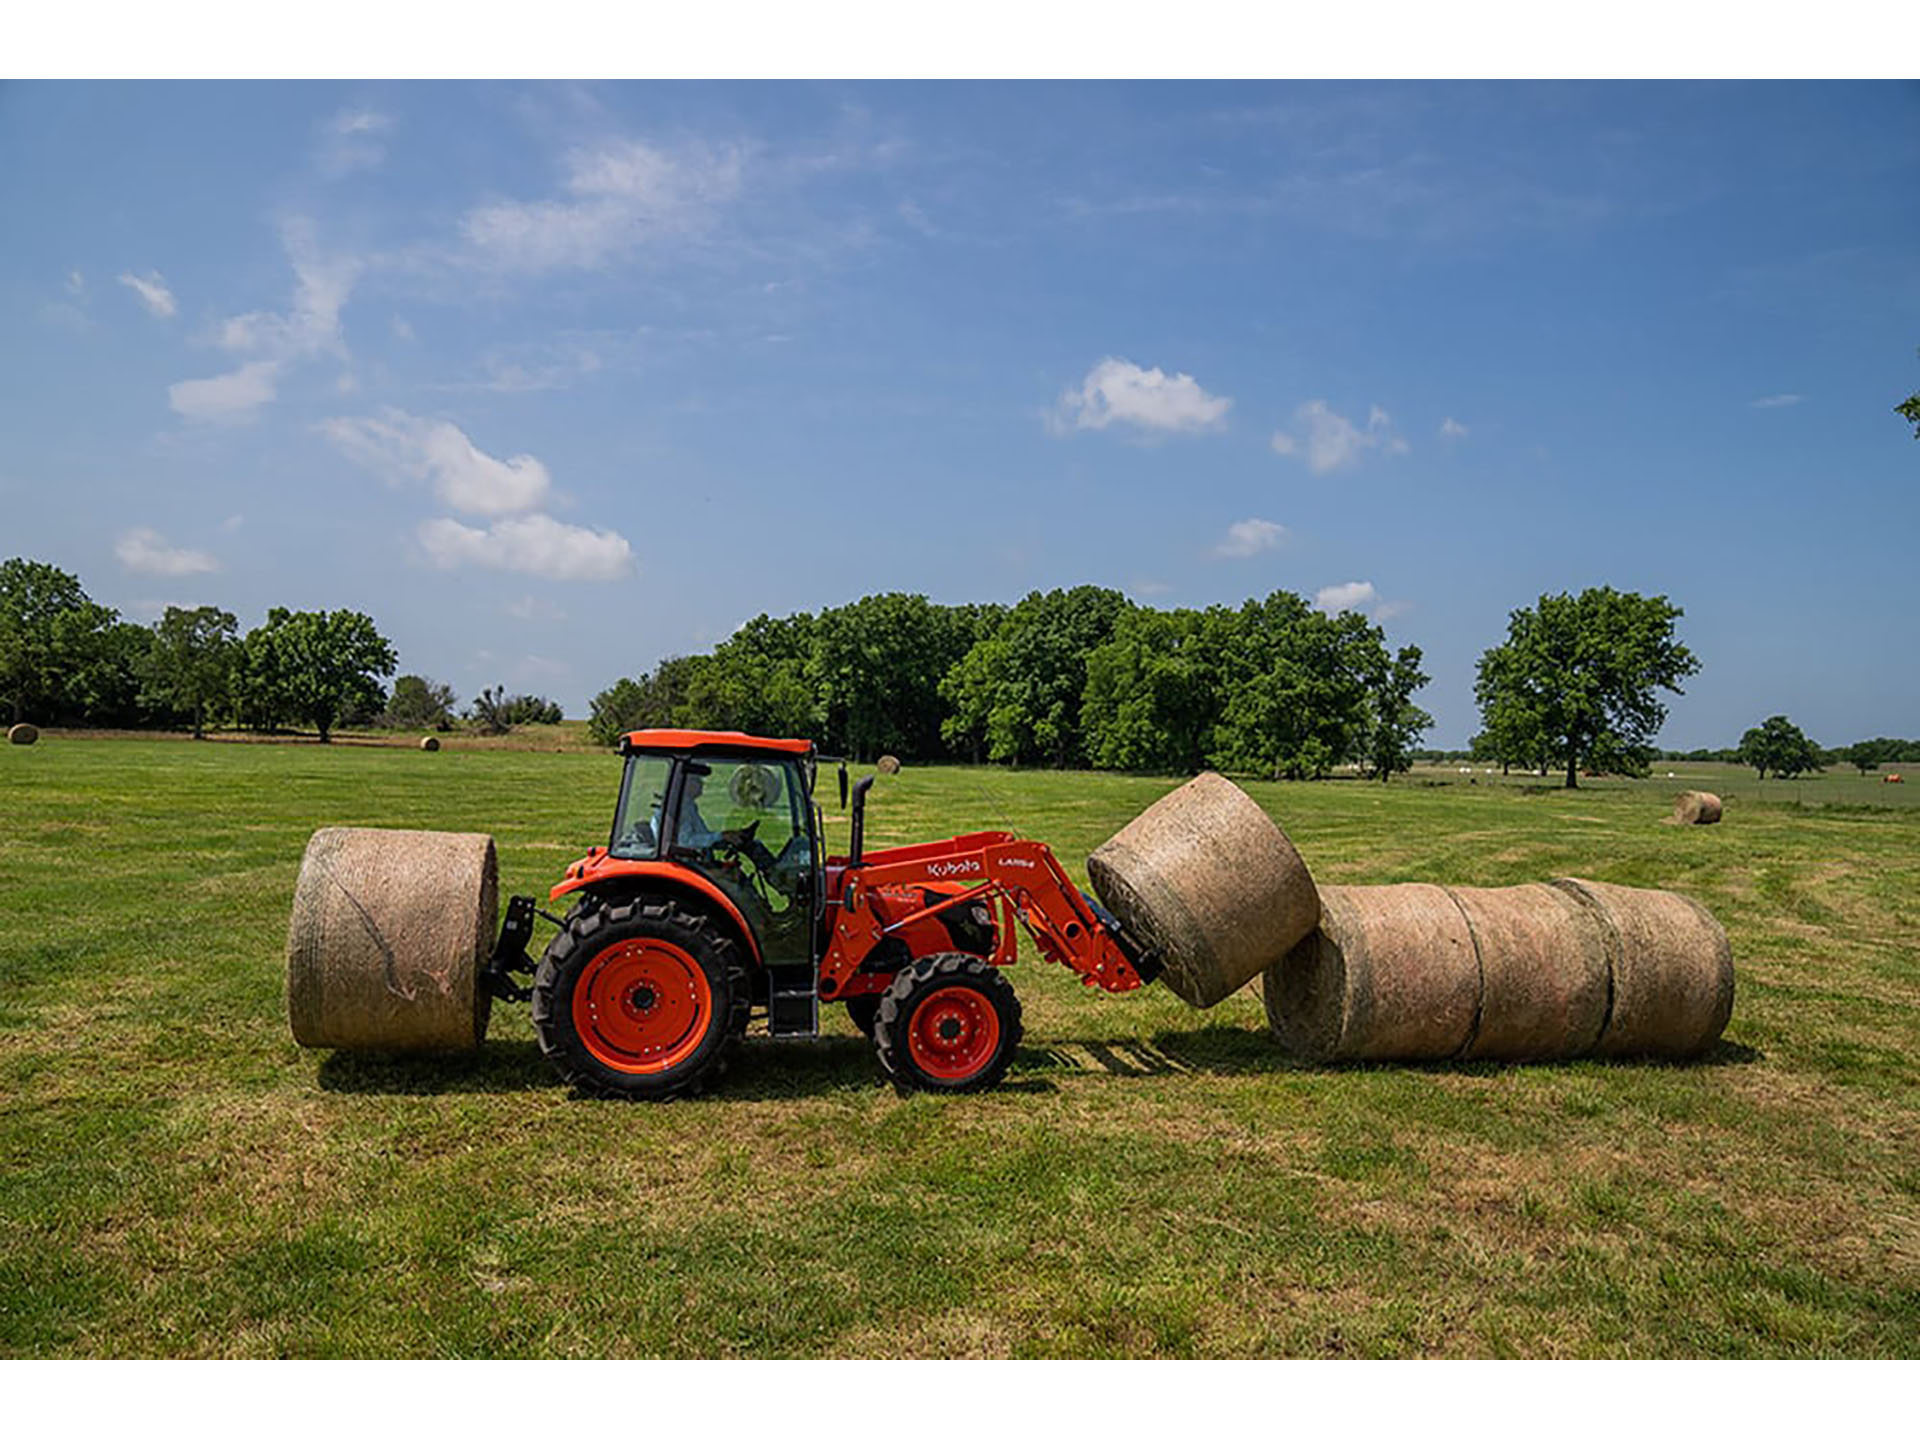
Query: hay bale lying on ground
286 827 498 1051
1450 882 1609 1060
1553 877 1734 1058
1671 791 1722 825
1264 878 1731 1064
1088 772 1319 1008
8 723 38 745
420 735 440 751
876 754 902 775
1262 883 1479 1062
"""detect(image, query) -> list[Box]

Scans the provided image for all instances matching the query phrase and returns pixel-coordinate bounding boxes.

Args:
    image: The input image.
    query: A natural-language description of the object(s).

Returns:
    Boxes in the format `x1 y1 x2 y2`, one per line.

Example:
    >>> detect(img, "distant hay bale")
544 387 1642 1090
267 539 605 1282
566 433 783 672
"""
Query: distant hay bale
7 723 39 746
1088 772 1319 1009
1670 791 1722 825
876 754 902 775
1450 882 1610 1061
419 735 440 751
1553 878 1735 1058
286 827 497 1052
1263 883 1479 1062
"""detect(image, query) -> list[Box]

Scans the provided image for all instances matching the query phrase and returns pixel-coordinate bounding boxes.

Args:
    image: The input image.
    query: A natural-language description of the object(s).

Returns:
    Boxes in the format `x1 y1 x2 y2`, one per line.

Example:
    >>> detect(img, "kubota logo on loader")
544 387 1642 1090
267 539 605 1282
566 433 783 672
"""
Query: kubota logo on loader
927 859 984 878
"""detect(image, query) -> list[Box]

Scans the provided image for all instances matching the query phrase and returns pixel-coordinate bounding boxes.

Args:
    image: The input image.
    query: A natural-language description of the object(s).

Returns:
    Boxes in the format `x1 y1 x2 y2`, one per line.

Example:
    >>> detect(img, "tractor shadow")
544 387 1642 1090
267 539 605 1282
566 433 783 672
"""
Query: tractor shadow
314 1030 1764 1099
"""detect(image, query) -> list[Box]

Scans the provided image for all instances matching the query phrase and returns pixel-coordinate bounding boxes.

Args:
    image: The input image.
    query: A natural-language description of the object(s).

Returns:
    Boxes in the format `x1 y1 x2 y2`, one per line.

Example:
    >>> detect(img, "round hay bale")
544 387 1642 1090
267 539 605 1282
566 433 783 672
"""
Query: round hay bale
1670 791 1721 825
1450 882 1609 1061
7 723 39 746
286 827 497 1052
419 735 440 752
1553 878 1734 1058
1263 883 1479 1062
876 754 902 775
1087 771 1319 1009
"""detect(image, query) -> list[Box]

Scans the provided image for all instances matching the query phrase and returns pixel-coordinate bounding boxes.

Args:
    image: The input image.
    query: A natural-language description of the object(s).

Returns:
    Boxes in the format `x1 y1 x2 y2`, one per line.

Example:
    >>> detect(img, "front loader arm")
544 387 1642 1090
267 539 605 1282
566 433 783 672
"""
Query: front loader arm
820 837 1158 997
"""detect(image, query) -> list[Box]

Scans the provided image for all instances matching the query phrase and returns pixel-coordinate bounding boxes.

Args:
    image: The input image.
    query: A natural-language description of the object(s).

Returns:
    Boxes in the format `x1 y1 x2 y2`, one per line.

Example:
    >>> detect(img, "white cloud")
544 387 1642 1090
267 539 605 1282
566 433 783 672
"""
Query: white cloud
1750 393 1803 409
1314 580 1378 615
169 360 281 424
419 514 634 582
322 408 552 516
1439 416 1469 439
172 218 358 422
505 595 568 622
1056 357 1231 435
1215 518 1288 558
459 137 745 273
114 527 218 577
391 316 414 341
1272 400 1408 473
215 218 359 363
118 270 177 318
319 106 393 178
66 269 86 298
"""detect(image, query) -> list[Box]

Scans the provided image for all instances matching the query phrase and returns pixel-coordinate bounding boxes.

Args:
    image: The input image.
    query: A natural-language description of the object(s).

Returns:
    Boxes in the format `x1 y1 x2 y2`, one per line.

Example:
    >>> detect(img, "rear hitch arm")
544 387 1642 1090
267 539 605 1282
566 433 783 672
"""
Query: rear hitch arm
483 894 549 1002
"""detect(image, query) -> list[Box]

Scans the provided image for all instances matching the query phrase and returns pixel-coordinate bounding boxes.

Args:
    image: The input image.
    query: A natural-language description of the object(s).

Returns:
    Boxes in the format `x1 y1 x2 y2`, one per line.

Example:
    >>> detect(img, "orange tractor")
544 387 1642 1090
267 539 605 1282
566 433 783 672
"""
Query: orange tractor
483 729 1160 1099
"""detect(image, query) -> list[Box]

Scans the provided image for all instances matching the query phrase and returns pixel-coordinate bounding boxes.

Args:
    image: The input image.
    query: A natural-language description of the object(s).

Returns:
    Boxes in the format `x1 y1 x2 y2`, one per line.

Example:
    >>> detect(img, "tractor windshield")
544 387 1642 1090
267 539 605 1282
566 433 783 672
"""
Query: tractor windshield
609 753 675 859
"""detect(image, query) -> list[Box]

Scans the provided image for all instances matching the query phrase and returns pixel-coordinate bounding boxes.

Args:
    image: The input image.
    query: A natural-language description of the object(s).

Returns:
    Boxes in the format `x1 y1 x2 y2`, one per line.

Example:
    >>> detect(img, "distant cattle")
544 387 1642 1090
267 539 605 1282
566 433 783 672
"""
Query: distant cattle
1886 773 1904 785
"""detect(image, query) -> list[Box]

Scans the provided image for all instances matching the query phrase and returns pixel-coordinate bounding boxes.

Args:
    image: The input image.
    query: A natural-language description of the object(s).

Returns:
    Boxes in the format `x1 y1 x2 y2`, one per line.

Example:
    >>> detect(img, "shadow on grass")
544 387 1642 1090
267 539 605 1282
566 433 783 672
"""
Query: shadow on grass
317 1028 1764 1098
317 1041 559 1095
1023 1027 1764 1079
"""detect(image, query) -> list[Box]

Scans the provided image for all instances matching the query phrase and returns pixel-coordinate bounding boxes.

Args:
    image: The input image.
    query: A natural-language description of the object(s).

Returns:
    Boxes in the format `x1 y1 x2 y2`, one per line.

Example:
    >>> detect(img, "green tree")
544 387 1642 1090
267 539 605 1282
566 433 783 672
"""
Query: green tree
1205 593 1386 780
1739 715 1823 780
142 605 239 739
1473 587 1699 789
0 557 122 725
813 593 977 761
587 655 711 746
383 674 457 731
1081 607 1222 773
940 587 1132 767
238 608 397 743
1898 348 1920 438
1360 644 1433 782
683 613 820 739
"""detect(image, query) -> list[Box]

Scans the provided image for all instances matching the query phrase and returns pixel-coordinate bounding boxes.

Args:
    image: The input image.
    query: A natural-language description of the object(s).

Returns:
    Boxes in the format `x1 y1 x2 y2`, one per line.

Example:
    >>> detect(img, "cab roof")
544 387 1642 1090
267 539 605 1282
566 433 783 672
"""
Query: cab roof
620 728 814 756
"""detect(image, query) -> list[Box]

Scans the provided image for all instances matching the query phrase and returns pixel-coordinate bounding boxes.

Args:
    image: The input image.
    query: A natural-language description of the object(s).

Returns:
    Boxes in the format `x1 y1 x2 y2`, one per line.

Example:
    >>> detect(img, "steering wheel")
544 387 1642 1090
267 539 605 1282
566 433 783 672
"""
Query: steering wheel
716 818 760 858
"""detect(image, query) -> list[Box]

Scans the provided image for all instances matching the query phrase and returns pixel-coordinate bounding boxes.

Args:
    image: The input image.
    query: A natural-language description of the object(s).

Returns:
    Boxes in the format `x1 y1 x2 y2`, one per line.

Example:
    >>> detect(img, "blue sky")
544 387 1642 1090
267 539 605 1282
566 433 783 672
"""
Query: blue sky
4 79 1917 748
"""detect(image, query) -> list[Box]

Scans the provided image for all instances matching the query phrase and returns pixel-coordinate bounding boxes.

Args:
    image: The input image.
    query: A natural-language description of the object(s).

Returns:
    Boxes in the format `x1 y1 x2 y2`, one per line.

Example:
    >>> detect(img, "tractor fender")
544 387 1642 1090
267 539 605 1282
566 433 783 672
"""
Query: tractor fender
551 860 764 967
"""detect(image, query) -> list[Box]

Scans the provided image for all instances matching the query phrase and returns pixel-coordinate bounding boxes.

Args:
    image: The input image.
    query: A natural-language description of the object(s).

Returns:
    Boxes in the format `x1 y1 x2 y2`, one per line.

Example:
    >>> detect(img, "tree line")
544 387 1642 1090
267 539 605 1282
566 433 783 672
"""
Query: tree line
589 586 1435 780
0 558 558 742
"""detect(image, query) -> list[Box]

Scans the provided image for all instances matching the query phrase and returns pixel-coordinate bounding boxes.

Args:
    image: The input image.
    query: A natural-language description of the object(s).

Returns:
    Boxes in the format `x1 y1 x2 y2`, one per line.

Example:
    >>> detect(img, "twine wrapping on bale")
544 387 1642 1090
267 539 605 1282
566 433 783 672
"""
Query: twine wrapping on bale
876 754 902 775
1264 877 1733 1064
7 723 39 746
1670 791 1722 825
1263 884 1479 1062
1088 772 1319 1009
1553 878 1734 1058
286 827 497 1052
1450 882 1609 1061
419 735 440 751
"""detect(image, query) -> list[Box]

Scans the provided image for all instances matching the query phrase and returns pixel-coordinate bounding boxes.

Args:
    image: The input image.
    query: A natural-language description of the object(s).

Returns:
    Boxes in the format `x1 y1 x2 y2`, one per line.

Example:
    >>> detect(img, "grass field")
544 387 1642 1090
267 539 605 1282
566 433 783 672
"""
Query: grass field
2 735 1916 1357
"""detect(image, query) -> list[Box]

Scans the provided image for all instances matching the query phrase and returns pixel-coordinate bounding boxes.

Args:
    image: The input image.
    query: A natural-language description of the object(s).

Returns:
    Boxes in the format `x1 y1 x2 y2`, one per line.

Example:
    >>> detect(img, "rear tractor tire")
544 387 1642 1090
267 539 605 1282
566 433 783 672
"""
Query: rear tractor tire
532 898 748 1100
873 953 1023 1094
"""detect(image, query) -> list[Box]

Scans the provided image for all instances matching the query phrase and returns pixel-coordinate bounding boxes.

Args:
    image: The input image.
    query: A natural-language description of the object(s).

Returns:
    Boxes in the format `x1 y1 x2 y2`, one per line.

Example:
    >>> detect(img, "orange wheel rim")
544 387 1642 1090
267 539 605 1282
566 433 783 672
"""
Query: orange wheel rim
573 939 712 1074
907 985 1001 1081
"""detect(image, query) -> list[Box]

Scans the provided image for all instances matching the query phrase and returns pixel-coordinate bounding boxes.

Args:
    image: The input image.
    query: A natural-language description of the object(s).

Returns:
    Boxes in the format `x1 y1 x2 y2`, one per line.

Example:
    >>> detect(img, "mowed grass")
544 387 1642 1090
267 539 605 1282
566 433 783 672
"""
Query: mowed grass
2 737 1915 1357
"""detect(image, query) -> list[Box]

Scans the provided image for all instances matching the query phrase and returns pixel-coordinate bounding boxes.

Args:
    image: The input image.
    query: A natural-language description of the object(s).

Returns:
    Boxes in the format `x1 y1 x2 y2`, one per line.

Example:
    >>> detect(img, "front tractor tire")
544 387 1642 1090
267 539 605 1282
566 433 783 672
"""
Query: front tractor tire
532 898 748 1100
873 953 1023 1094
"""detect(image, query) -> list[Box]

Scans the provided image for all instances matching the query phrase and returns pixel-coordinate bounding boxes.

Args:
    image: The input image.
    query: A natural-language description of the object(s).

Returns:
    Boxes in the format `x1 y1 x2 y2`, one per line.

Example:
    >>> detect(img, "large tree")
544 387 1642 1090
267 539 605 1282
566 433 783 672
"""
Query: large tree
1473 587 1699 789
238 608 396 743
812 593 979 761
587 655 711 746
383 674 458 731
940 586 1130 767
1081 607 1222 773
1206 593 1386 780
142 605 239 739
1359 644 1433 782
1898 348 1920 437
0 557 121 725
1738 715 1823 780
